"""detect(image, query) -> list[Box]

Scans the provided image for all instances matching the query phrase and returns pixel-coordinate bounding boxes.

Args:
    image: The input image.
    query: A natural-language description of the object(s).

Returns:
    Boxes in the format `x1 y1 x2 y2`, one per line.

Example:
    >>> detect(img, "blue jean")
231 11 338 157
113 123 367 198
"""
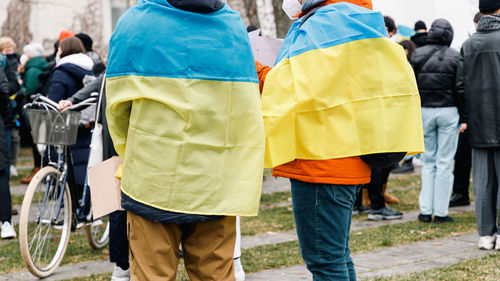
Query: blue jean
419 107 459 217
291 180 361 281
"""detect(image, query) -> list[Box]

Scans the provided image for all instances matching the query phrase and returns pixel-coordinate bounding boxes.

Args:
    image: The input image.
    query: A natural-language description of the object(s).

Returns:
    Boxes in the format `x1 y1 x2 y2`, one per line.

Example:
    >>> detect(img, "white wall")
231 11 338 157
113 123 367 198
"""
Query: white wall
372 0 479 50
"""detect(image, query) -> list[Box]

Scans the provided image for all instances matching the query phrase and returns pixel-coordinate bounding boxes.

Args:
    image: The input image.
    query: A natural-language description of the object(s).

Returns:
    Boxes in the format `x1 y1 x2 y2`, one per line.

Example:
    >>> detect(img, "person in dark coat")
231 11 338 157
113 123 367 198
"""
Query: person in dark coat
411 18 462 224
449 12 484 208
411 20 428 48
46 37 94 190
0 59 15 239
0 37 21 179
457 0 500 250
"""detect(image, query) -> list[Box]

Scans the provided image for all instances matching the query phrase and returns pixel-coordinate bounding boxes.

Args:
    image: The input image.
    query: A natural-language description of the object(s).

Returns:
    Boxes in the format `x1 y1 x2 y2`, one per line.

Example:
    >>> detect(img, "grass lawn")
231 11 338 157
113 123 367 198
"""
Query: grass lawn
0 228 108 275
18 147 33 158
241 206 295 236
387 174 421 190
11 193 24 206
9 168 31 186
260 191 291 207
370 252 500 281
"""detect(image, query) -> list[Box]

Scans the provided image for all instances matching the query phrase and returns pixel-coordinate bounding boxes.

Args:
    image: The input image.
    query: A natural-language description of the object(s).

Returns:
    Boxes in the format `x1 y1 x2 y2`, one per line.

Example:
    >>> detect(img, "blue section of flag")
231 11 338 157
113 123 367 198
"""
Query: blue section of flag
275 2 388 65
398 25 415 38
107 0 258 83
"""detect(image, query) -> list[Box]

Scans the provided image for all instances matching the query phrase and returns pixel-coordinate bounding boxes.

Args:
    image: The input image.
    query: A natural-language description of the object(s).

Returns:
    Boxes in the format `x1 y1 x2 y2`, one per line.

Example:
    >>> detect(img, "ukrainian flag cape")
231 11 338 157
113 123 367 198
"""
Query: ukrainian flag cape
106 0 265 216
262 2 424 168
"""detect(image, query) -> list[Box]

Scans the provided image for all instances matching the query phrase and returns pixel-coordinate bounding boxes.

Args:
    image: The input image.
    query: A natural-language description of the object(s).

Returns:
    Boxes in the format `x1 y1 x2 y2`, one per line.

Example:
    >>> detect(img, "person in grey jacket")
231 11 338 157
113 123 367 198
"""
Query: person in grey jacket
457 0 500 251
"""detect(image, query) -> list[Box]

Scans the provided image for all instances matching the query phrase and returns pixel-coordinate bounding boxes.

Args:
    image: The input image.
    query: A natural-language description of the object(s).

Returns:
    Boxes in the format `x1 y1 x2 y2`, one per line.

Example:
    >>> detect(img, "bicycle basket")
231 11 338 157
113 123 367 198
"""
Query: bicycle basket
27 109 82 146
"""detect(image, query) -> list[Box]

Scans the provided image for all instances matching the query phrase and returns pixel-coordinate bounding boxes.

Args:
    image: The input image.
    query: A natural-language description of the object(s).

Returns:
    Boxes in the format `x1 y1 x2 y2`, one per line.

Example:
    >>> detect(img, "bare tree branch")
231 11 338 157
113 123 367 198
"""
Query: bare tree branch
1 0 33 53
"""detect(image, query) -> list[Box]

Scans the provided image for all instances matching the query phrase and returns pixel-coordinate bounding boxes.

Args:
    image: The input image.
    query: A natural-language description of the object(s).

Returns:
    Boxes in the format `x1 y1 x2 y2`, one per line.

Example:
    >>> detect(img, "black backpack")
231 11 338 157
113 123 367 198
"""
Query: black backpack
360 153 406 168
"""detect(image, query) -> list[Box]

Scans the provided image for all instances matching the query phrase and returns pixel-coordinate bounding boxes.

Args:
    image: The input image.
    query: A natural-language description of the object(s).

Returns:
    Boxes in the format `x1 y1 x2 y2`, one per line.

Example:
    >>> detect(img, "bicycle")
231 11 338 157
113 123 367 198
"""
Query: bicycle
18 94 110 278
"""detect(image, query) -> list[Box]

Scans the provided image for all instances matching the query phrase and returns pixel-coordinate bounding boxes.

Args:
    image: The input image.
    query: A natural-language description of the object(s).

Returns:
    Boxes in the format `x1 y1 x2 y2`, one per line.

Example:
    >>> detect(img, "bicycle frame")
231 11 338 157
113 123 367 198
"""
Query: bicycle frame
37 145 78 225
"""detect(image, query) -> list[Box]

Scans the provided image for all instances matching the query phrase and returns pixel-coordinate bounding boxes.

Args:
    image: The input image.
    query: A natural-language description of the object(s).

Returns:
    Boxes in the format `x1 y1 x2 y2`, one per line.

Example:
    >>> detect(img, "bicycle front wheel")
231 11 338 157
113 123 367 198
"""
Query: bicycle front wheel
85 215 110 249
19 166 72 278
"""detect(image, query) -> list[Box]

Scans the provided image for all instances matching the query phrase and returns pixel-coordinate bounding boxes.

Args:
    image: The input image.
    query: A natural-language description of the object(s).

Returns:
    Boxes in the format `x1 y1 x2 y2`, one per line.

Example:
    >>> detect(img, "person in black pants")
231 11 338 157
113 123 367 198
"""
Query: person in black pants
449 131 472 207
367 167 403 220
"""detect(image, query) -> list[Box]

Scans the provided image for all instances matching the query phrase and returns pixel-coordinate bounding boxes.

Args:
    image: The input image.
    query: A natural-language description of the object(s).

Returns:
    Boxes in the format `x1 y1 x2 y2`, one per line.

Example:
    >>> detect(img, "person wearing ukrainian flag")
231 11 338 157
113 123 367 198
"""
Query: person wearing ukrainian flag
257 0 424 280
105 0 265 280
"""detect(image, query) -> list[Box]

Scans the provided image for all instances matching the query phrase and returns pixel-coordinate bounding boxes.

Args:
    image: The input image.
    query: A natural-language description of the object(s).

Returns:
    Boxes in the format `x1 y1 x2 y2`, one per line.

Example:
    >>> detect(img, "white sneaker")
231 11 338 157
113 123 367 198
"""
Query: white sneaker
478 235 496 250
111 265 130 281
495 235 500 251
234 257 245 281
1 221 16 239
9 165 18 176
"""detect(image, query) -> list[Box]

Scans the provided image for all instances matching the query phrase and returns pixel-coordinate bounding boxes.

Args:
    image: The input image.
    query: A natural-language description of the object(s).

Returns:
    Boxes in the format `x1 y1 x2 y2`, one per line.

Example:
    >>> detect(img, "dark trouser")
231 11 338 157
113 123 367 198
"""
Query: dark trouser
366 167 391 210
109 210 129 264
452 132 472 199
472 148 500 236
0 169 11 222
32 143 41 168
291 179 361 281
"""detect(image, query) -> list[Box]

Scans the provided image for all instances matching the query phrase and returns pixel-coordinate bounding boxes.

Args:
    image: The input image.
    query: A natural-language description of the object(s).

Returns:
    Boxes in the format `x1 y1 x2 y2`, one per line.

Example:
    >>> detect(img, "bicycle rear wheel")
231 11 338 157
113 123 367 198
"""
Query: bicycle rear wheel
19 167 72 278
85 216 110 249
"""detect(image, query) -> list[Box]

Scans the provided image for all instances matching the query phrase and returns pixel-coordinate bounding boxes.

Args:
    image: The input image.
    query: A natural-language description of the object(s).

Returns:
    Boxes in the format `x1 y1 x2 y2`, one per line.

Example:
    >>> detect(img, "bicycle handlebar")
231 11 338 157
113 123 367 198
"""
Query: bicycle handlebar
65 97 98 112
24 94 97 112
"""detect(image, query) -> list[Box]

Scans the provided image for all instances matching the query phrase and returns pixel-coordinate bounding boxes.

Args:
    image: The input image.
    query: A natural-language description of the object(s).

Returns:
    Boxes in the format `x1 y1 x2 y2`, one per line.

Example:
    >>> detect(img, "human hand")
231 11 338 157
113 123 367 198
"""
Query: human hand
57 100 73 110
84 120 95 130
459 123 467 133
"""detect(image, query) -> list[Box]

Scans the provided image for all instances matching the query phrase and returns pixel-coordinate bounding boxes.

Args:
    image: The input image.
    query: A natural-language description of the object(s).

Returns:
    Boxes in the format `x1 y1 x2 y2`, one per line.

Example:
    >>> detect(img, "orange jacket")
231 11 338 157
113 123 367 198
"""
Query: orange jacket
257 0 373 185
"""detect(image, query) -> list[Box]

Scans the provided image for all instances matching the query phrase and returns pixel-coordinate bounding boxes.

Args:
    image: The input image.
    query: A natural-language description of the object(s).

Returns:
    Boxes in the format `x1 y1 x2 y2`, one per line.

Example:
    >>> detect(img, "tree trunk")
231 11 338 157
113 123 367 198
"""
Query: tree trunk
1 0 33 54
272 0 293 38
256 0 277 37
242 0 260 27
71 0 107 58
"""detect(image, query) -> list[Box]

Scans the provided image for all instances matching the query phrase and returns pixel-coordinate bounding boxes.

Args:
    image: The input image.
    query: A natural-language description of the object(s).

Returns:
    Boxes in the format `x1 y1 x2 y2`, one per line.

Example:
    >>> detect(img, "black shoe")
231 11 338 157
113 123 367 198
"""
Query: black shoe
449 193 470 207
357 205 370 215
368 206 403 220
392 161 414 174
418 214 432 223
434 216 454 223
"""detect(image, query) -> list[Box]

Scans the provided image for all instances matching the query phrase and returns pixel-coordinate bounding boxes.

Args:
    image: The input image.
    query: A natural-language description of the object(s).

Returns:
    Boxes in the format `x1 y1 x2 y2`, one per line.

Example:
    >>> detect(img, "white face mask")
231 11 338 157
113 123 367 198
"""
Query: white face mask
282 0 302 20
20 54 28 66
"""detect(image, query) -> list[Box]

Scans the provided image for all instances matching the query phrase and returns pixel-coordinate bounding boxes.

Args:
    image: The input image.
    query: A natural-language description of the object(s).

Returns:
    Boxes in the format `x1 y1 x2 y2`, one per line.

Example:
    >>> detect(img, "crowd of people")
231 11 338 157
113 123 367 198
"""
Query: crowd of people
1 0 500 280
358 0 500 254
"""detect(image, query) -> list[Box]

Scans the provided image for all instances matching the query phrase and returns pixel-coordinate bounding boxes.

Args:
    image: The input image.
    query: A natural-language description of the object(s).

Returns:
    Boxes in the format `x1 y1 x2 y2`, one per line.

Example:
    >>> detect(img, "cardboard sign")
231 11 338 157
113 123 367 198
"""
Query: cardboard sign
88 156 123 218
248 30 284 67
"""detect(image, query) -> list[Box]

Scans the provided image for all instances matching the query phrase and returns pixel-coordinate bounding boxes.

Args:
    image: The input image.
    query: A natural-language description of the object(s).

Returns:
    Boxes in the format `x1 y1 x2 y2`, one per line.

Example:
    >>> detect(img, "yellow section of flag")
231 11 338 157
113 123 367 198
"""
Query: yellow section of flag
262 38 424 168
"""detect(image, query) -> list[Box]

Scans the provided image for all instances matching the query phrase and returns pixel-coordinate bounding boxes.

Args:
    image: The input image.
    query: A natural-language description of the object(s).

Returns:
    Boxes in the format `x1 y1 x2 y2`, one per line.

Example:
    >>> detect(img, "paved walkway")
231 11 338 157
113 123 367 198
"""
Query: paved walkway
246 233 489 280
262 177 290 194
10 184 27 196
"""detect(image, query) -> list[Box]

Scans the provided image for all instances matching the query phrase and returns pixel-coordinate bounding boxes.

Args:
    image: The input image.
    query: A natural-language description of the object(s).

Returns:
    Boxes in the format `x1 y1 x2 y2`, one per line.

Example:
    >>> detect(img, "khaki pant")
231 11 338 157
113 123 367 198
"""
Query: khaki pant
127 212 236 281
